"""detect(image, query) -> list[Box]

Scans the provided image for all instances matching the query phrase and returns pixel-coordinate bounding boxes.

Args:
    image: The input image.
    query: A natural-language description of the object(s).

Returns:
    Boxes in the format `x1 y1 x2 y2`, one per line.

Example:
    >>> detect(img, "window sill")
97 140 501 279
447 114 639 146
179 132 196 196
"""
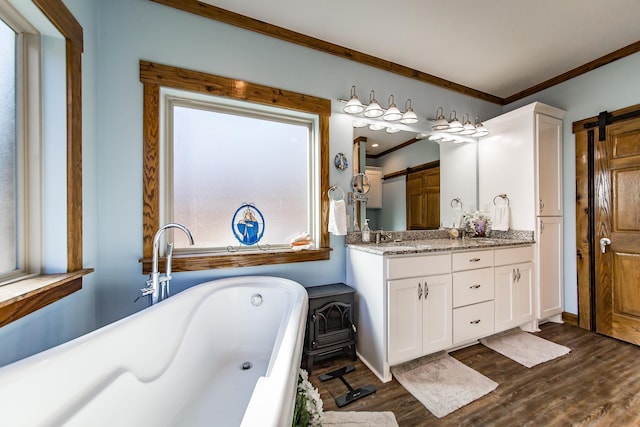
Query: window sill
0 269 94 327
140 247 332 274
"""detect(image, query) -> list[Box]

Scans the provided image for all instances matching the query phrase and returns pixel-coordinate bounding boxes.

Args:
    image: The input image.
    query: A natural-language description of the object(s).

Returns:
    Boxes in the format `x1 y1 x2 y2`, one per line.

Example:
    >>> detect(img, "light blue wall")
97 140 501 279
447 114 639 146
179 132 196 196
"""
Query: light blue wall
93 0 500 326
504 51 640 315
0 0 99 367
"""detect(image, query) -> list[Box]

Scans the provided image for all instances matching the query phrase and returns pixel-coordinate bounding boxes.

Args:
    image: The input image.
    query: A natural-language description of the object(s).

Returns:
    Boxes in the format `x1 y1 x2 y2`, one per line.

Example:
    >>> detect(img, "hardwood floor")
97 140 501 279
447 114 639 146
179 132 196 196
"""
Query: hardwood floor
309 323 640 426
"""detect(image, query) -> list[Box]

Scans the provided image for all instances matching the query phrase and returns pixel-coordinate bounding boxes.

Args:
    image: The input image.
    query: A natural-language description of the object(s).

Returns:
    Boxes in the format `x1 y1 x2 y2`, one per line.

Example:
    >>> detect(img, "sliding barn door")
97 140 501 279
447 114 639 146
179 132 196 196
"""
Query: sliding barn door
594 116 640 344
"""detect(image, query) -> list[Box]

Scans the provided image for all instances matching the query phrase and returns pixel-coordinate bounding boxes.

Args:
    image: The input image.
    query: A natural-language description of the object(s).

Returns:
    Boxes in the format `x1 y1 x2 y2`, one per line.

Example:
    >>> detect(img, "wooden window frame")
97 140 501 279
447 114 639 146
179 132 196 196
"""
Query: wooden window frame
139 61 331 273
0 0 92 328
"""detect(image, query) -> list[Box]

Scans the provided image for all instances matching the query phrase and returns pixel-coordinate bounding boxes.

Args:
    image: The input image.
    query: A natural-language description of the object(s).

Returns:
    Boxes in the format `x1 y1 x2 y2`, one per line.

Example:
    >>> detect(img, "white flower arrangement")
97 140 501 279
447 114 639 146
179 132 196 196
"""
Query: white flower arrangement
292 368 323 427
462 210 491 236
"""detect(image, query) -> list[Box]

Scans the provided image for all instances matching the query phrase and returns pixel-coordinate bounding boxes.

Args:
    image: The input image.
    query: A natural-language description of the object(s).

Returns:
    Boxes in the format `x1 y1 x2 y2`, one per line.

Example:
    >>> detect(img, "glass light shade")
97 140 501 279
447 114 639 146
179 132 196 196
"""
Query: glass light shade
472 124 489 137
343 85 364 114
431 108 449 131
343 97 364 114
364 101 384 118
446 111 463 133
382 95 402 121
400 109 419 124
352 120 368 128
386 127 400 133
459 122 476 135
382 105 402 121
428 134 443 141
369 123 385 131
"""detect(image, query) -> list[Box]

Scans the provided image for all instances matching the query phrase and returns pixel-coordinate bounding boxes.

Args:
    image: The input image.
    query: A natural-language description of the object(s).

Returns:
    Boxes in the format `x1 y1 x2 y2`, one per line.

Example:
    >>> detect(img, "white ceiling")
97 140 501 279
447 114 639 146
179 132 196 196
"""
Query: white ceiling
199 0 640 99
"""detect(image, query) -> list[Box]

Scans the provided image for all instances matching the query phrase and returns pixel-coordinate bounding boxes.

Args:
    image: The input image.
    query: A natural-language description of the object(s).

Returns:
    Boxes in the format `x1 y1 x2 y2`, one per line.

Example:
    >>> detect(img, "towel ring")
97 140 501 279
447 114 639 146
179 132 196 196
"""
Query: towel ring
450 197 462 208
493 194 510 206
328 185 345 201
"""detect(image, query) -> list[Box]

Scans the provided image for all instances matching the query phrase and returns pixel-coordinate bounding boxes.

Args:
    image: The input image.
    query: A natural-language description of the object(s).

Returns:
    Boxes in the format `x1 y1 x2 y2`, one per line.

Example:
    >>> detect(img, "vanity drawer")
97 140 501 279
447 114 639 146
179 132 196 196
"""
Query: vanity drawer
387 253 451 279
452 250 493 271
452 268 494 308
453 300 494 344
494 245 534 266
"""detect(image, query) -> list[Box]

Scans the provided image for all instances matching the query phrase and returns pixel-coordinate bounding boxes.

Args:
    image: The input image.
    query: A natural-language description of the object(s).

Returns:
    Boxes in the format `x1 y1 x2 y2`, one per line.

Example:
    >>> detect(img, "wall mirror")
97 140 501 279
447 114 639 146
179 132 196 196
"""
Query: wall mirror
352 126 478 232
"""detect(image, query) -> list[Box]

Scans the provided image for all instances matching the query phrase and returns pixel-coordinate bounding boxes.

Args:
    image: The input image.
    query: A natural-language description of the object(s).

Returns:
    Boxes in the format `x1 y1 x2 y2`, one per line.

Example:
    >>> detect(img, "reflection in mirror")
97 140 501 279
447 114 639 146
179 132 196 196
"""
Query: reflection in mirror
353 126 478 232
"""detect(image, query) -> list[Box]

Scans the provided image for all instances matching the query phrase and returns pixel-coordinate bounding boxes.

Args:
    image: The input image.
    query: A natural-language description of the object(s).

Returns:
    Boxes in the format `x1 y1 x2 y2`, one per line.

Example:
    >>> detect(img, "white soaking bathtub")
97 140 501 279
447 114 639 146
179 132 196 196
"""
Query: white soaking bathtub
0 275 308 427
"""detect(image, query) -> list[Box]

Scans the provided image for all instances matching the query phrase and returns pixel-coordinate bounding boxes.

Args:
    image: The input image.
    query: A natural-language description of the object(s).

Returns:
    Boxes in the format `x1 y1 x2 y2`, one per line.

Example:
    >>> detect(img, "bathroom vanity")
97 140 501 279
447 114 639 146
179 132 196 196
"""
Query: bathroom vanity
346 238 535 382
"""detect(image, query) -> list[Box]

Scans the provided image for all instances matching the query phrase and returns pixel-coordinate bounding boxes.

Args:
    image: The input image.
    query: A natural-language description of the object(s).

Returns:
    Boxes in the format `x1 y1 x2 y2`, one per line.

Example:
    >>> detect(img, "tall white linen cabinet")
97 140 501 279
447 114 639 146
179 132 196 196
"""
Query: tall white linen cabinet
479 102 565 323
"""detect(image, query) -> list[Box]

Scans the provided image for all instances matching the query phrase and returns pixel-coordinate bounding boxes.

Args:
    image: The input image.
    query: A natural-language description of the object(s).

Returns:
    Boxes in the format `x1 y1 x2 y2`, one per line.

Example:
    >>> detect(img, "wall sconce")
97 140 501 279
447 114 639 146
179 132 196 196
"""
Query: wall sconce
382 95 403 121
400 99 419 124
363 91 384 118
459 114 476 135
472 117 489 137
343 85 365 114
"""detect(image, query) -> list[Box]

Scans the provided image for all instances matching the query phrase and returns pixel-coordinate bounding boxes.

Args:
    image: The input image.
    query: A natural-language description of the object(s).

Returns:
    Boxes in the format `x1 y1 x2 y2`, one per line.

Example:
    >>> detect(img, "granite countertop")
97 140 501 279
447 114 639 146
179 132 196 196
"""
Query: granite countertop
346 237 534 256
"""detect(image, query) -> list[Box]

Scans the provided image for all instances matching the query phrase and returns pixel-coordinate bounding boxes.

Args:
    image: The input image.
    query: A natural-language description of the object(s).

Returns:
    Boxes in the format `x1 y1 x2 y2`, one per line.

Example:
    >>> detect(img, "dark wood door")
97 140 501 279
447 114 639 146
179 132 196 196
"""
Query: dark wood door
406 167 440 230
595 117 640 344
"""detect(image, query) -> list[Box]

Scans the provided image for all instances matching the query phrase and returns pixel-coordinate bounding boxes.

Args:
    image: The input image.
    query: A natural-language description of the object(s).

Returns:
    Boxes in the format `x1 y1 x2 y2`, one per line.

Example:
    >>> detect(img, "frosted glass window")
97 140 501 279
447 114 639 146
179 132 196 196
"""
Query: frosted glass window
170 102 315 250
0 18 17 275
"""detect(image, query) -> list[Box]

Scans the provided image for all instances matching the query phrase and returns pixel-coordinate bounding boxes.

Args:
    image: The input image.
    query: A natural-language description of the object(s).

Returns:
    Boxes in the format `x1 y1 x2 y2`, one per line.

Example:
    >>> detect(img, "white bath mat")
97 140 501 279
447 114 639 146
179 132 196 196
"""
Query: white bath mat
480 328 571 368
322 411 399 426
391 352 498 418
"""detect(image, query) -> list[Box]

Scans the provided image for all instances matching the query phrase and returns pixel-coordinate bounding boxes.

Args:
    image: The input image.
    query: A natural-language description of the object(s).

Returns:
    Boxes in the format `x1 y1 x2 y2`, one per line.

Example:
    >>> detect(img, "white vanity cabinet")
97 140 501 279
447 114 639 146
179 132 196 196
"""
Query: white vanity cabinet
451 251 495 344
346 243 534 383
494 246 535 333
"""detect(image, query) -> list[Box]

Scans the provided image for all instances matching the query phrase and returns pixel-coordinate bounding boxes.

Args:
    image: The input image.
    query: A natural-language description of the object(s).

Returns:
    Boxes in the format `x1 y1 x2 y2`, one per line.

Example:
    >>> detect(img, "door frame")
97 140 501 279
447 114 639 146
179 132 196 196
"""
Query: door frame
573 103 640 330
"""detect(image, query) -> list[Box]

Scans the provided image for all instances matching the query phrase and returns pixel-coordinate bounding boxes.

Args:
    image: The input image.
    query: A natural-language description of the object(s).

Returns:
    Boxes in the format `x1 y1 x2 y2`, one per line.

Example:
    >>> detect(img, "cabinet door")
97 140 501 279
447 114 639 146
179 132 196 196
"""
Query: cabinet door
388 278 422 365
537 114 563 216
494 265 516 333
495 263 534 333
537 217 563 319
513 262 534 325
422 274 453 354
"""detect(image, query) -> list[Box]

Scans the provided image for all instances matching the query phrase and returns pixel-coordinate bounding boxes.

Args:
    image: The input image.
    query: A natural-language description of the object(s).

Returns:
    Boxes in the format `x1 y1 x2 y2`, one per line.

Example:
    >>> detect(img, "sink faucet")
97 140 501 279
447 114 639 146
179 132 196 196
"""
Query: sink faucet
376 229 393 244
140 223 194 305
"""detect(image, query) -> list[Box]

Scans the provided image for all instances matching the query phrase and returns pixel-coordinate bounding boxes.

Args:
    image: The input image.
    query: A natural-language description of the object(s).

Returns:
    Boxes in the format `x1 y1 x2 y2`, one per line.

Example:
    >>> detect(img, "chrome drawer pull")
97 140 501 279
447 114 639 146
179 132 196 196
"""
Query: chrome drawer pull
470 284 481 289
469 258 481 262
470 319 481 324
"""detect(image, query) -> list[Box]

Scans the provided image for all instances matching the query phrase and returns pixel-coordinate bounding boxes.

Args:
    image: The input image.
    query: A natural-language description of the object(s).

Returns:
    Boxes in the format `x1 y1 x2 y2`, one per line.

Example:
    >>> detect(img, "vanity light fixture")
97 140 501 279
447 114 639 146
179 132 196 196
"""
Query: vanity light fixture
400 99 419 124
429 107 489 138
363 90 384 118
382 95 403 121
343 85 365 114
340 87 419 125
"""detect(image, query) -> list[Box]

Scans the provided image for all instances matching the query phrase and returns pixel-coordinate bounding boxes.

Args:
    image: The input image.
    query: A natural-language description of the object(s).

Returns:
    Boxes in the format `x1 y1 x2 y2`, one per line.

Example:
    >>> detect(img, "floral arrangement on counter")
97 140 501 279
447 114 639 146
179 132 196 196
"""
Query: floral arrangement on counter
292 368 323 426
462 210 491 237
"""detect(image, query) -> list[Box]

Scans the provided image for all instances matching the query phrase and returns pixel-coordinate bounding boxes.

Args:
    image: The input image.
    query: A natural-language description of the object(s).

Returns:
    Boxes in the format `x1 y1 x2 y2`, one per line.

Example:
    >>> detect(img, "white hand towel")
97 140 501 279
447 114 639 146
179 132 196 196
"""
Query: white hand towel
328 199 347 236
492 205 510 231
451 206 462 228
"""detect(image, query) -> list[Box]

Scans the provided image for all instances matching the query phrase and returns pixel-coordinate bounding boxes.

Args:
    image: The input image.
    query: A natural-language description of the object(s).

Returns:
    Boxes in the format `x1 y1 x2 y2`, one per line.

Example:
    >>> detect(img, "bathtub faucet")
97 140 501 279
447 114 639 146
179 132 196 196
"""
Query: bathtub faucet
141 223 194 305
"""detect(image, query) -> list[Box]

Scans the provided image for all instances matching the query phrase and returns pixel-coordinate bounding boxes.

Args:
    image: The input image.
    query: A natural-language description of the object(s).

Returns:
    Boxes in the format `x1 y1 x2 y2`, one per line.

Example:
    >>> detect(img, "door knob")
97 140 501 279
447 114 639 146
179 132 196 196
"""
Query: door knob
600 237 611 254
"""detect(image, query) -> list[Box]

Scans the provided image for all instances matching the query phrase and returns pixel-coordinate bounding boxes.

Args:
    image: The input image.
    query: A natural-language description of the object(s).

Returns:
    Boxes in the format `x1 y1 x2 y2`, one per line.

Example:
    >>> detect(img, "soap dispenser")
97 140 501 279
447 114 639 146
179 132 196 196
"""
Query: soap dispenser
362 219 371 243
